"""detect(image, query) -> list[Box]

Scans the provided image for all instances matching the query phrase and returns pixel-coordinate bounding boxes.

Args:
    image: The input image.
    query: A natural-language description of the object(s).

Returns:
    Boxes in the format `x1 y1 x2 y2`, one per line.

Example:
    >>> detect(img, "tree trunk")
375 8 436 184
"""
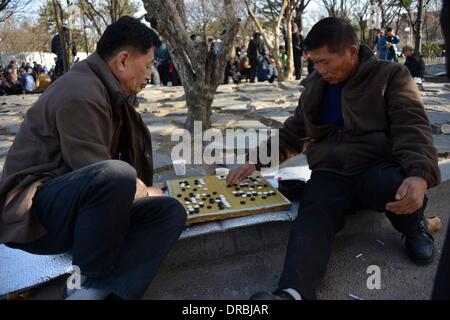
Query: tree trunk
285 7 295 80
143 0 239 133
415 0 425 53
185 85 214 132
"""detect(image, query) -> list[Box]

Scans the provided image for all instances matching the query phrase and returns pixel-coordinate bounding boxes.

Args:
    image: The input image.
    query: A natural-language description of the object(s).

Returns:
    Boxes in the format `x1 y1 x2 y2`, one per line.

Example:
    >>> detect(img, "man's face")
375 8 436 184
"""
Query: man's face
404 49 413 58
7 73 17 82
308 45 358 84
115 48 154 96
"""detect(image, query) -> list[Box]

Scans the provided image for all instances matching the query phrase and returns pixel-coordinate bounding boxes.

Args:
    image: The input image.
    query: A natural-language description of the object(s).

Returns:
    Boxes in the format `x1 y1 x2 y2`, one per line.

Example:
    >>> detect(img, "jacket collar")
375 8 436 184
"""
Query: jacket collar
300 45 378 126
82 52 130 111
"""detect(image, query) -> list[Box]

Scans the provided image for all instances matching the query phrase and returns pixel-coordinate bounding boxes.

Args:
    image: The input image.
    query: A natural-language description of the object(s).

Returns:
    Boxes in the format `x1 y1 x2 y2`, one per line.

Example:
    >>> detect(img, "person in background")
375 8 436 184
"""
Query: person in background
35 69 52 93
20 67 36 94
378 27 400 62
3 70 22 95
292 25 305 80
402 45 425 80
247 32 266 83
304 52 315 75
279 45 288 73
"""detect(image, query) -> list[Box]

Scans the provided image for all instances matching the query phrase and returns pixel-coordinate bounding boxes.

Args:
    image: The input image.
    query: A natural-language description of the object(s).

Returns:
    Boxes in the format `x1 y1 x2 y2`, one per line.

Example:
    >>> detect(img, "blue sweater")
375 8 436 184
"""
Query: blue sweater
320 83 345 127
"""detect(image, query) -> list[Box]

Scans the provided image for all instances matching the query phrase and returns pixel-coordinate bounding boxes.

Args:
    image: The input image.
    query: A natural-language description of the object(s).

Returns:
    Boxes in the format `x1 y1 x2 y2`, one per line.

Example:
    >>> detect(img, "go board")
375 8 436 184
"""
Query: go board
167 173 291 224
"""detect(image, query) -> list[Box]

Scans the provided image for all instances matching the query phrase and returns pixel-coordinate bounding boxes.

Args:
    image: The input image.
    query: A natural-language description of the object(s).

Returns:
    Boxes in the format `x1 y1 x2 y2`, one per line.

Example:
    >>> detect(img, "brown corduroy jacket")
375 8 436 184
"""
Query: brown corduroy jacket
261 45 440 188
0 53 154 244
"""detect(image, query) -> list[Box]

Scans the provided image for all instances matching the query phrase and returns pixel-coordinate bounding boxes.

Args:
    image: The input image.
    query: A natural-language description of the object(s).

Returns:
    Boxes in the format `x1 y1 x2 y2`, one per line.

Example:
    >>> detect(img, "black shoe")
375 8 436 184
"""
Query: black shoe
250 289 295 300
404 218 435 265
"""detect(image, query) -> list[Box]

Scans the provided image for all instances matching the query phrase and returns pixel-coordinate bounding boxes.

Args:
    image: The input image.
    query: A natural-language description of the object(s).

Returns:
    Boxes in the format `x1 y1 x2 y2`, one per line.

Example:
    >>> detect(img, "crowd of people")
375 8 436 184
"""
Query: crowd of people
0 60 53 96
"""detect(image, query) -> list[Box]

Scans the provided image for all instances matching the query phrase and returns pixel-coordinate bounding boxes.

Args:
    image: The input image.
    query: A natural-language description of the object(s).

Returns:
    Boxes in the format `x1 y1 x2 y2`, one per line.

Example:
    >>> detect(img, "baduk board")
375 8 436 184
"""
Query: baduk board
167 173 291 224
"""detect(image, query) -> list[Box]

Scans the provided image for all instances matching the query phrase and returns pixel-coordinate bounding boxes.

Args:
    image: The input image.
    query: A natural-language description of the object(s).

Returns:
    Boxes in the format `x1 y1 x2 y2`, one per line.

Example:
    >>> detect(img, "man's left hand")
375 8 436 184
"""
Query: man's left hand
386 177 428 215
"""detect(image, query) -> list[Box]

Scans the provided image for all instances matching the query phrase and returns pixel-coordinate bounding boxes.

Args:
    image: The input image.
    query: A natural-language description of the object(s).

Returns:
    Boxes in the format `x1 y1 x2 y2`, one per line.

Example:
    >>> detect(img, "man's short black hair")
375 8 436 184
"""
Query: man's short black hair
304 17 359 54
386 27 393 33
97 16 161 61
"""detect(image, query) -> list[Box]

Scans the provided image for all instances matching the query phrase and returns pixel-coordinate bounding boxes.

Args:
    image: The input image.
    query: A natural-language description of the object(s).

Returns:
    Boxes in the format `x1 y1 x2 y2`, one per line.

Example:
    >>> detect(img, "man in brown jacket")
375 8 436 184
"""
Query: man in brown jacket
227 18 440 300
0 17 187 300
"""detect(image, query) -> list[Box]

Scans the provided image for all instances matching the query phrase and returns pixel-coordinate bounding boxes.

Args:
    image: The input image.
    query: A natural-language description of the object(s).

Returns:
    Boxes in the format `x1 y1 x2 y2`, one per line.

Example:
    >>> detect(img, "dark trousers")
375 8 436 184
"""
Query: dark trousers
279 162 425 300
294 56 303 80
7 160 187 299
249 57 259 83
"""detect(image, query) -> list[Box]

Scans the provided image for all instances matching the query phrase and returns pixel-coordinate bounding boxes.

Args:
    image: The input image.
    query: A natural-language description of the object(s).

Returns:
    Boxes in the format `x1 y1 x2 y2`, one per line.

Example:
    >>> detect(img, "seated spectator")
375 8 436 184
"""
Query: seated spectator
257 55 278 83
403 45 425 79
21 67 36 94
3 70 22 95
233 55 251 84
0 72 6 96
279 46 288 72
35 70 52 93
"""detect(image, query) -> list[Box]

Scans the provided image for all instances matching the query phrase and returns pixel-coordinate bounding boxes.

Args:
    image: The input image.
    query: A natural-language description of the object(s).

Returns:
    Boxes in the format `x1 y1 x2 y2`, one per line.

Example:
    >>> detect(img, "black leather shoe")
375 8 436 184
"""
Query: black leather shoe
250 289 295 300
404 218 435 265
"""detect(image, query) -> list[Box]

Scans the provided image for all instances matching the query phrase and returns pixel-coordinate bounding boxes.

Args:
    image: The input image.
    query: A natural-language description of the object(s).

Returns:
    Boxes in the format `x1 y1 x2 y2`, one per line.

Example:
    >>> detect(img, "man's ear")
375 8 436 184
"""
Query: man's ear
115 51 130 72
348 46 358 57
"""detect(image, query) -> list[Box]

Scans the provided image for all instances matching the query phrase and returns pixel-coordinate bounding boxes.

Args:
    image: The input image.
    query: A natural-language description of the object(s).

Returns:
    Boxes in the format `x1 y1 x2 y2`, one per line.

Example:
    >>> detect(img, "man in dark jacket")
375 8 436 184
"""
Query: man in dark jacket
228 18 440 300
292 25 304 80
51 27 77 79
247 32 266 83
403 45 425 79
0 16 186 300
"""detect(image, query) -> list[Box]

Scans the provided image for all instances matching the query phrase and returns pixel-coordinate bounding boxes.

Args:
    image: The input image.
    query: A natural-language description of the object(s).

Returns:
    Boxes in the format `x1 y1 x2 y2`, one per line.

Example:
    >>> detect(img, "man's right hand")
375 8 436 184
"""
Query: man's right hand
226 164 256 186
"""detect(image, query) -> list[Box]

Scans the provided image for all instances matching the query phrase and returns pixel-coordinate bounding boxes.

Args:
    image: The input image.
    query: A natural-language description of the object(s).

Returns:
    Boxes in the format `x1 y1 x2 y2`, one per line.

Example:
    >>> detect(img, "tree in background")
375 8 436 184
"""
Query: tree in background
77 0 139 39
143 0 240 132
0 0 30 22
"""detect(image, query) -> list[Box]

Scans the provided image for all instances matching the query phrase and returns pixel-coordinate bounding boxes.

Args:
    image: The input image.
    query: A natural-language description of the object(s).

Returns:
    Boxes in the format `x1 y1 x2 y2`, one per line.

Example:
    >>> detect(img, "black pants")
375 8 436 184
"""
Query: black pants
294 56 303 80
249 57 259 83
279 162 425 300
7 160 187 299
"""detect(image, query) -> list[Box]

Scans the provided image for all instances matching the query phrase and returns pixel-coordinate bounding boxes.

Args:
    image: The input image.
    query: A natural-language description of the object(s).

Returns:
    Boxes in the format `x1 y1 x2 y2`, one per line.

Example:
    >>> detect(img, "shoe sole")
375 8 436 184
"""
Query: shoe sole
406 252 434 266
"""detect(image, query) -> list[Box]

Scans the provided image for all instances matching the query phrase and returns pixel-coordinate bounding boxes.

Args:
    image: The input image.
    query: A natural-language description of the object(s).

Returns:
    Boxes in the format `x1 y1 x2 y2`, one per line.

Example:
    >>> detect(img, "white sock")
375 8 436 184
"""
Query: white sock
281 288 302 300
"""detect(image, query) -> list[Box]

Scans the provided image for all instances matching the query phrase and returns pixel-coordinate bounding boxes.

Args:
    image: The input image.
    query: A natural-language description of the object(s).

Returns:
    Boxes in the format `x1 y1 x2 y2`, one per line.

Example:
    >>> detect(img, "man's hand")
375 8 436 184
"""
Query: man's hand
226 164 256 186
135 178 149 199
146 186 165 197
386 177 428 215
136 179 165 198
